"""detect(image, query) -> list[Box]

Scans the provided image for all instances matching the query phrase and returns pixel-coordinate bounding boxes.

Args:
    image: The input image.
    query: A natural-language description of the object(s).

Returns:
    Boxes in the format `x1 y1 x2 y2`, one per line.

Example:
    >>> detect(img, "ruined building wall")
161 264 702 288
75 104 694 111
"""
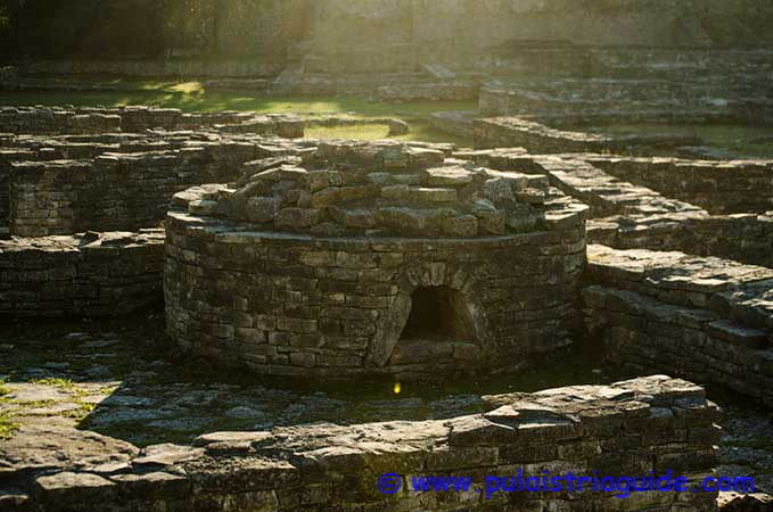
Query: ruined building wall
583 245 773 407
8 147 260 237
0 231 164 318
587 157 773 215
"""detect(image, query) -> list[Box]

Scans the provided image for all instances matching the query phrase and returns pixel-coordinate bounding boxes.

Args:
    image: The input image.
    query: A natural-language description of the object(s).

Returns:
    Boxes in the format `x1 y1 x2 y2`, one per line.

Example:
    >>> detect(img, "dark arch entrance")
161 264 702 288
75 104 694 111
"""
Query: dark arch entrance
400 286 474 341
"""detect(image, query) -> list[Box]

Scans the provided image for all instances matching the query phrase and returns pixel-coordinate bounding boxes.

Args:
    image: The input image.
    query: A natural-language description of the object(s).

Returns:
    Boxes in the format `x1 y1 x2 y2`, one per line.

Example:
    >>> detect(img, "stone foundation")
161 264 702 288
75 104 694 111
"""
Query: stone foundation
583 245 773 406
0 230 164 318
586 156 773 215
588 213 773 269
474 117 698 154
0 106 303 137
455 149 773 270
8 147 268 237
3 376 721 512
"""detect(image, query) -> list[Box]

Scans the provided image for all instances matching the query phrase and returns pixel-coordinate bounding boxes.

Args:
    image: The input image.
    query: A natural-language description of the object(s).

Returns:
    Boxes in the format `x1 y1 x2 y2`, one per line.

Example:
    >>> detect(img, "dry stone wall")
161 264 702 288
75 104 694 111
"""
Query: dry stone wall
0 127 317 318
474 117 697 154
164 141 588 379
5 133 316 237
586 156 773 215
5 376 721 512
0 230 164 318
459 149 773 271
583 245 773 406
588 213 773 270
9 149 246 237
0 107 303 137
460 151 708 219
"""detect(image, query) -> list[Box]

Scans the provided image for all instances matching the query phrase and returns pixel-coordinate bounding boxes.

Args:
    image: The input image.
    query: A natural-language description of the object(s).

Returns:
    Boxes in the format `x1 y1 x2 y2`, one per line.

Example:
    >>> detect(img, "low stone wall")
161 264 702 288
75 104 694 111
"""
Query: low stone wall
478 84 725 117
588 213 773 269
0 108 121 135
583 245 773 406
465 151 708 219
0 107 304 137
429 111 477 141
8 147 259 237
587 156 773 215
376 82 479 102
0 230 164 318
478 78 773 125
6 376 720 512
474 117 698 153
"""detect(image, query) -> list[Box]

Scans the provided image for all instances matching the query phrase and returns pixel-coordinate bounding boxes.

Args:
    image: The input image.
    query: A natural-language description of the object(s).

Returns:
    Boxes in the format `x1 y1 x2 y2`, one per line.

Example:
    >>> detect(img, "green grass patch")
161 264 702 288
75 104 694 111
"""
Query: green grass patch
0 379 9 396
306 123 394 140
0 412 19 440
30 377 77 390
0 84 475 118
584 123 773 158
0 84 475 145
304 121 471 146
66 401 97 422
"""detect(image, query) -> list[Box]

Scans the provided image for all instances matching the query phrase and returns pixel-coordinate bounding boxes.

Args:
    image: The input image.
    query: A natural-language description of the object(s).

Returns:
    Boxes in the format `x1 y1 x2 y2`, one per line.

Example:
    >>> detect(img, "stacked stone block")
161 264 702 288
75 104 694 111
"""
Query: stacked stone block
473 152 708 219
0 118 317 318
0 106 304 137
587 156 773 214
165 141 589 378
474 117 698 154
583 244 773 406
0 230 164 317
9 148 254 237
7 376 721 512
463 149 773 270
588 212 773 269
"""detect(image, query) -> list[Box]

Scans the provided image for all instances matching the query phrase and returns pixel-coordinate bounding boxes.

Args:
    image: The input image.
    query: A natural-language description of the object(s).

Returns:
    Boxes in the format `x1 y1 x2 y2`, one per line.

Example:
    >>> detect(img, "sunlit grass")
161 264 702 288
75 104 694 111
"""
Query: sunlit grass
305 121 472 146
0 85 476 118
0 84 475 145
584 123 773 158
306 123 392 140
0 412 19 440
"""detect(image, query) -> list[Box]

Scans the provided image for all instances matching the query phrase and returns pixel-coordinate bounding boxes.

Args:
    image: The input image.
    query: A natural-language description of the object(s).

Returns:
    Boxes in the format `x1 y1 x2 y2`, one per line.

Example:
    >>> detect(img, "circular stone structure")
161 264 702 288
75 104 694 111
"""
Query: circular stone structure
165 141 588 379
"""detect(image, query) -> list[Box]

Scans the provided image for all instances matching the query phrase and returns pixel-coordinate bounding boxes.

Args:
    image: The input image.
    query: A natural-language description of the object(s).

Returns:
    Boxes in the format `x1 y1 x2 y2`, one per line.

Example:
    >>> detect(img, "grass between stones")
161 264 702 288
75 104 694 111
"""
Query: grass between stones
0 381 19 439
0 412 19 440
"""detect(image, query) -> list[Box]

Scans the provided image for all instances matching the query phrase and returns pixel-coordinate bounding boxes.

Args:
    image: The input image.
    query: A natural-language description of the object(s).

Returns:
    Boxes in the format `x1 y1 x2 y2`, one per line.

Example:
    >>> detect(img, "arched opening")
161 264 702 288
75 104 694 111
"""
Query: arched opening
400 286 474 341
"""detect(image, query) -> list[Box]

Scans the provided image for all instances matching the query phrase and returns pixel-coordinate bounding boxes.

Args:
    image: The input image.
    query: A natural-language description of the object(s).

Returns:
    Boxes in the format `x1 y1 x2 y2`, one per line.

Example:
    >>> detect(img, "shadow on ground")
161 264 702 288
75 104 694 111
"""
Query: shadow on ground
0 312 771 492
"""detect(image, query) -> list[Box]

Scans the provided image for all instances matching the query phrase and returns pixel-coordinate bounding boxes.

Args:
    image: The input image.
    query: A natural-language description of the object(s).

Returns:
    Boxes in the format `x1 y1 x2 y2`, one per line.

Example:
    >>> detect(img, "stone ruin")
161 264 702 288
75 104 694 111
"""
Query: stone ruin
10 376 722 512
5 0 773 506
165 141 587 379
4 1 773 508
0 102 772 511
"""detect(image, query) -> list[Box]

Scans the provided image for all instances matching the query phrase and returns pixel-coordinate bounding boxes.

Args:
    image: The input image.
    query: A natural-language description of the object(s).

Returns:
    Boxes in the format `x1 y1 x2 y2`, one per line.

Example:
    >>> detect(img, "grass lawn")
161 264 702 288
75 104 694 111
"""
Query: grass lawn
585 123 773 158
304 122 471 147
0 80 475 116
0 80 476 145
